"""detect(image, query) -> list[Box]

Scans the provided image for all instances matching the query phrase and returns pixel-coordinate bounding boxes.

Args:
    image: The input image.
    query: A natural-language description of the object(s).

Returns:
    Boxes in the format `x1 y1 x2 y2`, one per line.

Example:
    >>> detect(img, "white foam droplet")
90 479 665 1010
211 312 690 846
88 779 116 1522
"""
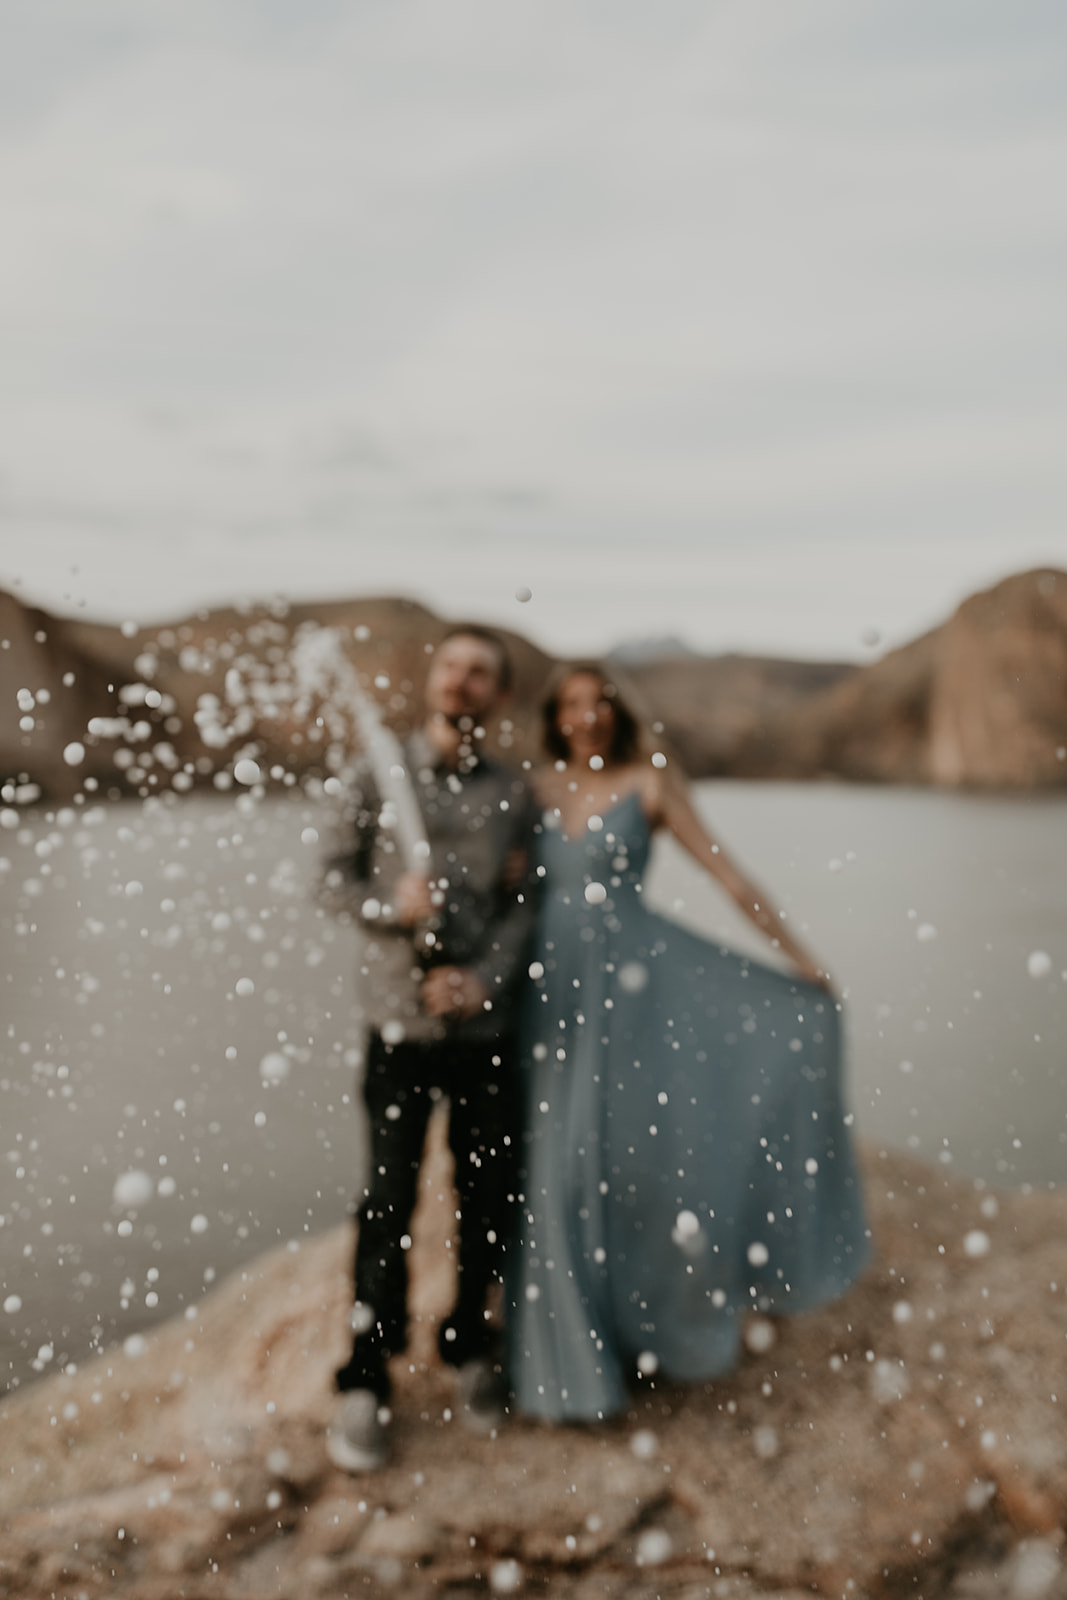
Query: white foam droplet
584 882 607 905
514 586 532 604
490 1558 525 1593
963 1229 990 1258
744 1316 777 1353
234 759 261 786
916 923 937 943
617 961 649 994
870 1357 910 1404
1027 950 1052 979
63 742 85 767
259 1052 289 1084
4 1294 22 1315
747 1241 770 1267
636 1528 672 1566
190 1213 209 1235
112 1170 154 1209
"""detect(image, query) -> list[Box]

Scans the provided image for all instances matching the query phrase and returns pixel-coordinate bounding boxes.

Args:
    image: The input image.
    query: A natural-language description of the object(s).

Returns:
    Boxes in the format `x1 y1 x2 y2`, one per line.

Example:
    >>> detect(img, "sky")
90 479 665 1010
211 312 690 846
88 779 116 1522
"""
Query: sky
2 0 1066 660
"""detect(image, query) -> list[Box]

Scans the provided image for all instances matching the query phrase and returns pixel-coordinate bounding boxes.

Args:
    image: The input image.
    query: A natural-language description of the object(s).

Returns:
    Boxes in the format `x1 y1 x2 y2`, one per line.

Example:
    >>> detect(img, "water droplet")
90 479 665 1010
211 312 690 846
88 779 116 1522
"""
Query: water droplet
112 1170 154 1209
259 1052 289 1084
630 1428 657 1460
744 1316 776 1353
617 961 649 994
753 1425 779 1459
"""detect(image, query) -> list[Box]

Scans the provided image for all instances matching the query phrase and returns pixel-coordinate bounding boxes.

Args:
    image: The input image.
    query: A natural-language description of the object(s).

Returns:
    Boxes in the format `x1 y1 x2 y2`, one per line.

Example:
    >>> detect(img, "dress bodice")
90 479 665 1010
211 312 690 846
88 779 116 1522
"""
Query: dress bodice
535 789 651 898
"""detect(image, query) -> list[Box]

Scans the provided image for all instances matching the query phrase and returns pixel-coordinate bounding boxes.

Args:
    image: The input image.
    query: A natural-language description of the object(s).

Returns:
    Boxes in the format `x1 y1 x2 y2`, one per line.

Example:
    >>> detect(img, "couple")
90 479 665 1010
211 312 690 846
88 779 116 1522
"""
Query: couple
325 626 868 1471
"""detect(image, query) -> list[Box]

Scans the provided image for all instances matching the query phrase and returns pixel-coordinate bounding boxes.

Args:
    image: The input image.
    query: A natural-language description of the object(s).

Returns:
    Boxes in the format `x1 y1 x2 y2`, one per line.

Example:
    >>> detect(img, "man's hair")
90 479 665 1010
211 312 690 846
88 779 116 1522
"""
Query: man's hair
437 624 514 693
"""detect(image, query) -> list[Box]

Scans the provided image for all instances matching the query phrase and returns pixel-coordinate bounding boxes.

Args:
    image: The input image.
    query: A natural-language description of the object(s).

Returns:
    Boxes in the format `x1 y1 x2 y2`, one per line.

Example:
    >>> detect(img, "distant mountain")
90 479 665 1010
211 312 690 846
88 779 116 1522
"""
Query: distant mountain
2 568 1066 799
622 652 858 776
606 635 699 664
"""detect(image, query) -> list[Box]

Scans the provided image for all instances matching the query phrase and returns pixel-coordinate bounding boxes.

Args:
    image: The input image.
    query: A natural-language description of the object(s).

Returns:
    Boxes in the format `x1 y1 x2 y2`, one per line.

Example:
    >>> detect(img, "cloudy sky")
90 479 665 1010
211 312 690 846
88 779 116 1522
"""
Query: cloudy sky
2 1 1065 658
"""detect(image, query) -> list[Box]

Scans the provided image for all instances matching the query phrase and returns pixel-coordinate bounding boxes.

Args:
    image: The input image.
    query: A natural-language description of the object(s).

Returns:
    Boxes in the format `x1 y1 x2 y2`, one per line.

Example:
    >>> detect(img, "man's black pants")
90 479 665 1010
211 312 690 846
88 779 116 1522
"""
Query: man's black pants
334 1030 520 1401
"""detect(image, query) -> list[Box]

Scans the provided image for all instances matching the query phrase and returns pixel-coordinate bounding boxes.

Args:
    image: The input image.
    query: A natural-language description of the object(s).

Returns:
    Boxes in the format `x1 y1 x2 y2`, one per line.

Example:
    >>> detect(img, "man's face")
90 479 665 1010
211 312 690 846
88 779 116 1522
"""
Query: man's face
424 634 504 726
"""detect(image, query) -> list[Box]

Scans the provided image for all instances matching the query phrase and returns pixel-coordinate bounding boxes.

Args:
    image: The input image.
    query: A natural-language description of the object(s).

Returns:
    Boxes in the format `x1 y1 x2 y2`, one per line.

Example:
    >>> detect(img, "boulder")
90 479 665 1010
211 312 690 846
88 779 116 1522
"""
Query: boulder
2 1116 1065 1599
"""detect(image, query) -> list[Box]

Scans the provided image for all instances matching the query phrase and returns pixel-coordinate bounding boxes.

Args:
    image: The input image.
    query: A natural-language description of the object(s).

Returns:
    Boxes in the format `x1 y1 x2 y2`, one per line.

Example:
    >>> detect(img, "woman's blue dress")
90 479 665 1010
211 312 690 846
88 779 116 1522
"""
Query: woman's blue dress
507 791 870 1421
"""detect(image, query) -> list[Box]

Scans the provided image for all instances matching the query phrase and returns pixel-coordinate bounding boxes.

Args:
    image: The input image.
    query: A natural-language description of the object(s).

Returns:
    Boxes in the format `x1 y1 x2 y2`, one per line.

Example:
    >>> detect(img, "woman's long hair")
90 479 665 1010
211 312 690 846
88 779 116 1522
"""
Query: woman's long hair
540 661 642 765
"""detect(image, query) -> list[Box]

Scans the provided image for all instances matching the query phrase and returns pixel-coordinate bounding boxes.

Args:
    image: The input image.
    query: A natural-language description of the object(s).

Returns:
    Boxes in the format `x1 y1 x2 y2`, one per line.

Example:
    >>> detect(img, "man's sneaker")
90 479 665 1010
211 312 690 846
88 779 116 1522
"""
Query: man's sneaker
455 1357 506 1434
325 1390 389 1473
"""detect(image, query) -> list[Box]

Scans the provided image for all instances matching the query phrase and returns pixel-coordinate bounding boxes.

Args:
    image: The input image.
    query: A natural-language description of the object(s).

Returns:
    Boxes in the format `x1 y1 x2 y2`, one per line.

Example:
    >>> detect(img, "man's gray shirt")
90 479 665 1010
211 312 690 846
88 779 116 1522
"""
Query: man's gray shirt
323 730 539 1043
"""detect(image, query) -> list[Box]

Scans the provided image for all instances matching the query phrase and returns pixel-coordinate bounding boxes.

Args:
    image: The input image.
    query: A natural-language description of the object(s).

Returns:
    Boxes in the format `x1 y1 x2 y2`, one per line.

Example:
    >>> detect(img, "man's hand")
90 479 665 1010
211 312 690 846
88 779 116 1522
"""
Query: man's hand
421 965 489 1021
393 873 436 926
503 847 528 892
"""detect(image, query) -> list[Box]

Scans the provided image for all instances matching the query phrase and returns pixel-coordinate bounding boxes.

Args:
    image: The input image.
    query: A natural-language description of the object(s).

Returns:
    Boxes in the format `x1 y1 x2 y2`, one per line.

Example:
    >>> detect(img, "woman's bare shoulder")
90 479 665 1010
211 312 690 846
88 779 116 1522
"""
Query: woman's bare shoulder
605 762 663 820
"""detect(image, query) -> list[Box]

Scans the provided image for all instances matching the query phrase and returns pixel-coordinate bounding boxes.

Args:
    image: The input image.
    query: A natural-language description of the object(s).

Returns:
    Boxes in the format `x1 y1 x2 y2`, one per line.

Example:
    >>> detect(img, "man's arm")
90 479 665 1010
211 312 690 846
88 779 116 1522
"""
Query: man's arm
470 783 542 1007
320 761 439 937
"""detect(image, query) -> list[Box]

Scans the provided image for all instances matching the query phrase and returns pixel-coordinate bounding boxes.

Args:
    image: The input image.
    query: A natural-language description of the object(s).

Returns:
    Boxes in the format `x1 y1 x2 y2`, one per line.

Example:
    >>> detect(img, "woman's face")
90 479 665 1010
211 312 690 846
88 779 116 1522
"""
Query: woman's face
556 672 615 762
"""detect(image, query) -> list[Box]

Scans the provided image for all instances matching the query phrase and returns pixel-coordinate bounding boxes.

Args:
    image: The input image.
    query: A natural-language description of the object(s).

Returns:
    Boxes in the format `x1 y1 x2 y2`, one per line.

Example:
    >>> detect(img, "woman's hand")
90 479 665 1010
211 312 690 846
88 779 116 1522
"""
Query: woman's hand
794 956 835 994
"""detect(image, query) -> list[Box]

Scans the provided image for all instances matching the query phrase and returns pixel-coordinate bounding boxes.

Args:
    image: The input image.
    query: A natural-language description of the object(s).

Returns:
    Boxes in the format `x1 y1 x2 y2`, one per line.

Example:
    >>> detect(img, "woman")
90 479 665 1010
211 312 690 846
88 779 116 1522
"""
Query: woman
508 665 869 1421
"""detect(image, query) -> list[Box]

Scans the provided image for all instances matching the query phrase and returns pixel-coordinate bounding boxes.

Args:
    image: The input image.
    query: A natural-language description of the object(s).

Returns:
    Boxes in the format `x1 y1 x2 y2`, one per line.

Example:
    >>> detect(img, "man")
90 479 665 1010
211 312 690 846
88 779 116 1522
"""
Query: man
324 626 538 1472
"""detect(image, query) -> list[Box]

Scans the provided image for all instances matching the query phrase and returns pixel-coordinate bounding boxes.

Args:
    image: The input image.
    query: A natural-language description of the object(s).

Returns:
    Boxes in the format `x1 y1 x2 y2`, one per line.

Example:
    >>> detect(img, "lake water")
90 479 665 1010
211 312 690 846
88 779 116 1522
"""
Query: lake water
2 782 1064 1392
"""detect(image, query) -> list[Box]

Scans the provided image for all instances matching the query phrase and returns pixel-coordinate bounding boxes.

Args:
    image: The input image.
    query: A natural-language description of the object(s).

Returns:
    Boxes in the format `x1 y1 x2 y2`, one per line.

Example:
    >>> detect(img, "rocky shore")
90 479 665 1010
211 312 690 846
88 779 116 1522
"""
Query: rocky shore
3 567 1067 800
3 1122 1066 1600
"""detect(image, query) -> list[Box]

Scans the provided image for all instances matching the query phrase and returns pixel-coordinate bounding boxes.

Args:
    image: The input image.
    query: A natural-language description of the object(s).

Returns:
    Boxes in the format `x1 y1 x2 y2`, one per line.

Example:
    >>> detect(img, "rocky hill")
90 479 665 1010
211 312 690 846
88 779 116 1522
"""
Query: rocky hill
720 567 1067 788
2 568 1066 798
2 1120 1066 1600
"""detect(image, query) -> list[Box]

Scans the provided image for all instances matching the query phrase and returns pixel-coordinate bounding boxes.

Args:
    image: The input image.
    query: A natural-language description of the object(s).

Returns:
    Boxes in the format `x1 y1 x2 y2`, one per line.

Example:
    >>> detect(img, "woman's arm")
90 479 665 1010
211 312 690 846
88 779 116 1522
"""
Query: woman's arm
653 771 833 990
